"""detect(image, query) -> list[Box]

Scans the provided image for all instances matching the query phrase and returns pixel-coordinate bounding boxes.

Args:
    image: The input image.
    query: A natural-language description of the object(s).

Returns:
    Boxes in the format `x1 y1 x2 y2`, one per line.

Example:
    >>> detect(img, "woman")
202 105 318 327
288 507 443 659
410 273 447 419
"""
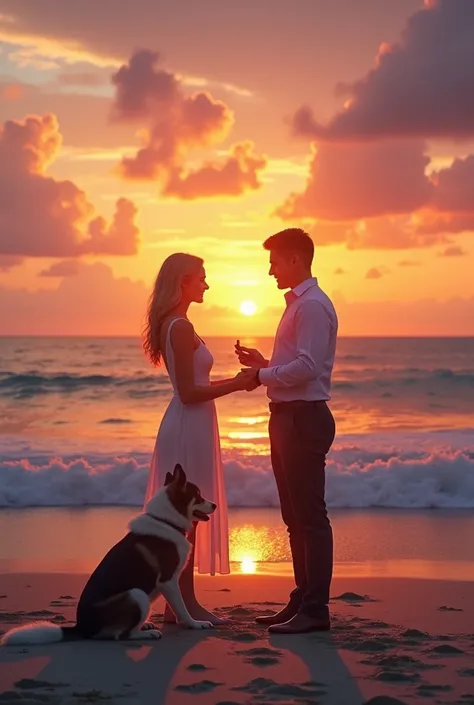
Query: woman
143 253 256 625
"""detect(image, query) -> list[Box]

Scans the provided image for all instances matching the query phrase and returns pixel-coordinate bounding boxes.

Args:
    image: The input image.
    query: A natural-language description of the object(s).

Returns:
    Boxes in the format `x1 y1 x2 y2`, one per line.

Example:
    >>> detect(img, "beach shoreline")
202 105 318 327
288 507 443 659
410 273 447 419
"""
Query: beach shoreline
1 572 473 704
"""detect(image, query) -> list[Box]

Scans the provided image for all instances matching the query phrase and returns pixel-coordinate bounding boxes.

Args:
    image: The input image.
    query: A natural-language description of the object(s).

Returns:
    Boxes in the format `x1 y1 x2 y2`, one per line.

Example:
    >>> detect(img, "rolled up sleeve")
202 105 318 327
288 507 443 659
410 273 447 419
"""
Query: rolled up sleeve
258 300 331 387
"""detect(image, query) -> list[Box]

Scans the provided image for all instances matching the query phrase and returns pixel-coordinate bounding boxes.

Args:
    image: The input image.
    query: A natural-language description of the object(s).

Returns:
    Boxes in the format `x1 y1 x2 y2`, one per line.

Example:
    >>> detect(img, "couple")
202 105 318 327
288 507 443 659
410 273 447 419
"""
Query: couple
143 227 338 635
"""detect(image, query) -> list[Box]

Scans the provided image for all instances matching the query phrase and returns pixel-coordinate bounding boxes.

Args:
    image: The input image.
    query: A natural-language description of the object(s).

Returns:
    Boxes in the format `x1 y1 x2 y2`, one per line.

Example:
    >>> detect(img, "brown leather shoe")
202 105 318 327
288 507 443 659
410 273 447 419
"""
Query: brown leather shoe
255 603 299 626
268 612 330 634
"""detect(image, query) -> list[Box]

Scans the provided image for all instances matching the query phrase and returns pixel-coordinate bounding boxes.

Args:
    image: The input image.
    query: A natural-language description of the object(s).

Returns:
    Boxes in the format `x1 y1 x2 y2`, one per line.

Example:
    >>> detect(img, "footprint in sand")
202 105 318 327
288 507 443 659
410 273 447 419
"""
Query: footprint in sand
187 664 212 672
232 677 326 699
236 646 283 668
437 605 464 612
332 592 378 604
174 680 224 694
429 644 464 655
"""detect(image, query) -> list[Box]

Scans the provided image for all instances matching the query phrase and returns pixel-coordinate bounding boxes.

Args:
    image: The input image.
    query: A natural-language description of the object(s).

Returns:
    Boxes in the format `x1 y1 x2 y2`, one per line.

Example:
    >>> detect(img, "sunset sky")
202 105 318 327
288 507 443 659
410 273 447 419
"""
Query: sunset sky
0 0 473 336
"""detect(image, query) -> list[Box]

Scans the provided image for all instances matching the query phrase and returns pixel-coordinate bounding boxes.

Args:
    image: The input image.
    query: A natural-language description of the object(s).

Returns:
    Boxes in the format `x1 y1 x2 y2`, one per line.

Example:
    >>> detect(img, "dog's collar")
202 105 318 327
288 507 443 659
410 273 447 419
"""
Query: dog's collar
145 513 188 536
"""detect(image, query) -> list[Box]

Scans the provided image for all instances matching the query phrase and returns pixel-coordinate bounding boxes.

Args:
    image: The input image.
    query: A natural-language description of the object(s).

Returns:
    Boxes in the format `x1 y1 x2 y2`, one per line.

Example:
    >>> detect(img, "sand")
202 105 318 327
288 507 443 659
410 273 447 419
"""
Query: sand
0 572 473 704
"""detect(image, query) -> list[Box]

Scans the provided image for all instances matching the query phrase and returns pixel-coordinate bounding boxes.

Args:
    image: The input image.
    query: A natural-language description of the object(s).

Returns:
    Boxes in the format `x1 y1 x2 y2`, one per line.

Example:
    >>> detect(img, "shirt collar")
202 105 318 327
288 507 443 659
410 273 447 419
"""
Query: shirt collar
284 277 318 306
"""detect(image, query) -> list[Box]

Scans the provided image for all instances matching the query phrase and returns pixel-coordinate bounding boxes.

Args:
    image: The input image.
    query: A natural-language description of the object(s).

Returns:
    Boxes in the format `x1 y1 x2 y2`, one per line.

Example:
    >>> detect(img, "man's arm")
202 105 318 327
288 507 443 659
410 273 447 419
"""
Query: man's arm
258 300 331 387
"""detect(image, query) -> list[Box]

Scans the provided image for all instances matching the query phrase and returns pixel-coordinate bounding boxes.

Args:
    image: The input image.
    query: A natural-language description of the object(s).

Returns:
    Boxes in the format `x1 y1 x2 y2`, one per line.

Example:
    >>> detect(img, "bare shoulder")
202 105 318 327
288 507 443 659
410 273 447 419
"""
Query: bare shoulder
168 318 195 350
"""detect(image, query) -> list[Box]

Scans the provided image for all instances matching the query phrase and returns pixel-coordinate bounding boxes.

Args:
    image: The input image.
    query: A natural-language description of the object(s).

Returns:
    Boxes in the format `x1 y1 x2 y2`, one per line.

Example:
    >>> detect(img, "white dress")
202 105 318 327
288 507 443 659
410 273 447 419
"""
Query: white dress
144 317 230 575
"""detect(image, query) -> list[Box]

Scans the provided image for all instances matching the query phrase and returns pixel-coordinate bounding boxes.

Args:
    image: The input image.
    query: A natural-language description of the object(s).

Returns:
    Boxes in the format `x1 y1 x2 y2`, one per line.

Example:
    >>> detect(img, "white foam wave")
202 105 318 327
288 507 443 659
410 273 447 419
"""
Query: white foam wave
1 447 474 509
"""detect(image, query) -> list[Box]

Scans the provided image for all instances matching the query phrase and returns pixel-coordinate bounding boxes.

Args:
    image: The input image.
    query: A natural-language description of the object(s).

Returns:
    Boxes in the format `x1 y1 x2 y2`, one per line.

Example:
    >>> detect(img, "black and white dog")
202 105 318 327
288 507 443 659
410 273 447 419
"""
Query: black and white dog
1 464 216 645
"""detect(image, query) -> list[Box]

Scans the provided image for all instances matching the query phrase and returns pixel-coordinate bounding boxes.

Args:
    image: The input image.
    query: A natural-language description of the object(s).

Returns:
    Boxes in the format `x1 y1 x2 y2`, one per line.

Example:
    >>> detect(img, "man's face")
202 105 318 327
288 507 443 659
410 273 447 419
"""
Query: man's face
268 250 295 289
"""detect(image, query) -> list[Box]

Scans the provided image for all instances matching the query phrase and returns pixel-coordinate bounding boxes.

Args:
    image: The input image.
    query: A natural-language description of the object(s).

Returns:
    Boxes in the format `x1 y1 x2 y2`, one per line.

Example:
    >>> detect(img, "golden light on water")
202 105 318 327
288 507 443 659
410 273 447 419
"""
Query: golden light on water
229 521 290 573
228 431 268 440
240 557 257 574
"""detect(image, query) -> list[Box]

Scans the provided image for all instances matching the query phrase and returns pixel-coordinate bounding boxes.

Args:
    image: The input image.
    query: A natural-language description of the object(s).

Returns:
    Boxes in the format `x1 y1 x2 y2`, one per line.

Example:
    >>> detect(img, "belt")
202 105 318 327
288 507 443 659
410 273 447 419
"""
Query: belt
268 400 327 413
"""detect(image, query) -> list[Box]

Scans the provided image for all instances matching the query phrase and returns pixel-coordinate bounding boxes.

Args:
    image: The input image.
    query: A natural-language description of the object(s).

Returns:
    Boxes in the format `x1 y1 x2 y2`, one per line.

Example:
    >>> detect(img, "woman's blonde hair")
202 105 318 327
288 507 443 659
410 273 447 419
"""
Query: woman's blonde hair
143 252 204 366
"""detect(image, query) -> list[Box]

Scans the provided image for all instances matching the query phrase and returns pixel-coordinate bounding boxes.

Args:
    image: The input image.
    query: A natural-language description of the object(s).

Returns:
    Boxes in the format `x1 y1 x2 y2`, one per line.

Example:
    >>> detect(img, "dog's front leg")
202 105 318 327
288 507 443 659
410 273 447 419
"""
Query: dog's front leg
160 580 213 630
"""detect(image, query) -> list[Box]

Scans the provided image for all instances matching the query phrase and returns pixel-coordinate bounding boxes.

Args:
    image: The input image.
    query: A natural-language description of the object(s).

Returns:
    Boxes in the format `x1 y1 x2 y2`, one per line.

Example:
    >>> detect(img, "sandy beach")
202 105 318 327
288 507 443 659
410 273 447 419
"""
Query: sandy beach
0 572 473 705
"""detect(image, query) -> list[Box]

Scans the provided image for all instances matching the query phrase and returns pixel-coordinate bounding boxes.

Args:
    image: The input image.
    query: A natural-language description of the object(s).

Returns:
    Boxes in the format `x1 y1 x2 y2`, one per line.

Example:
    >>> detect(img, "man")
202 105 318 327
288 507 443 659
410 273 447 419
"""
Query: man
236 228 338 634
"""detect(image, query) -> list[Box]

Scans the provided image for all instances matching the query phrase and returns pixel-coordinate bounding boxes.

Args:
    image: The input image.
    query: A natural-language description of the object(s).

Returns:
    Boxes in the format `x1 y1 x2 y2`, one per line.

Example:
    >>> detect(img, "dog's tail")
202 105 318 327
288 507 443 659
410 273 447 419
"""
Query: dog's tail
1 623 80 646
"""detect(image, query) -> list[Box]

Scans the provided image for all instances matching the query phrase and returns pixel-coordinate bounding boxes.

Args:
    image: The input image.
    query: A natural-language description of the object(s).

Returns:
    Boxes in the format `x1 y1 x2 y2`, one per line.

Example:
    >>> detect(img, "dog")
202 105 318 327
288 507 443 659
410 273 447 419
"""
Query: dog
1 464 216 645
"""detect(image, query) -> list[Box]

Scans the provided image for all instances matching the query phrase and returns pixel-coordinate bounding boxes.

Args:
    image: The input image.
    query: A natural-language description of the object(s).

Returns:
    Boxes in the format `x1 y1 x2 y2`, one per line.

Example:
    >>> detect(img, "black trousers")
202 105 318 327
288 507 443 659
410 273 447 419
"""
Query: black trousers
269 400 336 617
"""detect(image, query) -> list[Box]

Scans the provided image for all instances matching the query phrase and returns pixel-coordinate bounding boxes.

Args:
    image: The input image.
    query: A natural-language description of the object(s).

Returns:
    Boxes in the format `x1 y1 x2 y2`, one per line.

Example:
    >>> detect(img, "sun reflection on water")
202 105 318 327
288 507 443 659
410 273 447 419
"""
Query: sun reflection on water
229 521 290 573
240 557 257 574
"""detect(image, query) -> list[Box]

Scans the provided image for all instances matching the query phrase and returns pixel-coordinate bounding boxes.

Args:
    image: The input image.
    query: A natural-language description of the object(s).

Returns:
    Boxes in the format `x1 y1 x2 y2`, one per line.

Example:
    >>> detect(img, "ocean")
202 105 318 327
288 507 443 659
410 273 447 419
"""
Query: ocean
1 336 473 575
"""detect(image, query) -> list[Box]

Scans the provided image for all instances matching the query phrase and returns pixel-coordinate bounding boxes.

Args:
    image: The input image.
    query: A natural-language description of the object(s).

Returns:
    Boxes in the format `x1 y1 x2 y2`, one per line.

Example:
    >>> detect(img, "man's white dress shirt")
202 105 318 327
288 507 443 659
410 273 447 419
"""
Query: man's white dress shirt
258 277 338 402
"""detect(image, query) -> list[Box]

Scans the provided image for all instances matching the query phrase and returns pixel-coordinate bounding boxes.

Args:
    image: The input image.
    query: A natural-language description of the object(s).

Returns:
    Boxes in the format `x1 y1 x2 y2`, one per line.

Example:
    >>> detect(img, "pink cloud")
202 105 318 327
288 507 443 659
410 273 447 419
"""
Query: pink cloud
398 259 421 267
164 141 267 199
440 245 468 257
0 113 140 257
365 267 384 280
39 260 80 277
111 50 266 198
416 155 474 235
277 137 474 247
0 262 148 336
291 0 474 141
431 155 474 213
276 140 432 221
0 255 23 271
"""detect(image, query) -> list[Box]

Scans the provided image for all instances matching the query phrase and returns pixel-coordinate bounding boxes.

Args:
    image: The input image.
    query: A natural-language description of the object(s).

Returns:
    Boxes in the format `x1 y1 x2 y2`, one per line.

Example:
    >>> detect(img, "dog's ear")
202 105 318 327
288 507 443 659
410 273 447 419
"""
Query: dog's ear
173 463 187 487
164 472 173 486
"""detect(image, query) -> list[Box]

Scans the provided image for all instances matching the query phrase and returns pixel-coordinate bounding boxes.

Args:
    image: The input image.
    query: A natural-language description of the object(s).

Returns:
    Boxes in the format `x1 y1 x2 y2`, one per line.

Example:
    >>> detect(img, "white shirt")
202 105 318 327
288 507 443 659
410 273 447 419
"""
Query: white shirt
259 277 338 402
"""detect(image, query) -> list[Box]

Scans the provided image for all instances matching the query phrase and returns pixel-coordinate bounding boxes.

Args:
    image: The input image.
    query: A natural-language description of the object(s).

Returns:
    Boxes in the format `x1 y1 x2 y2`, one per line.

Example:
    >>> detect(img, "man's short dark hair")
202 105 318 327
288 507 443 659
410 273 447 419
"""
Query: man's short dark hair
263 228 314 266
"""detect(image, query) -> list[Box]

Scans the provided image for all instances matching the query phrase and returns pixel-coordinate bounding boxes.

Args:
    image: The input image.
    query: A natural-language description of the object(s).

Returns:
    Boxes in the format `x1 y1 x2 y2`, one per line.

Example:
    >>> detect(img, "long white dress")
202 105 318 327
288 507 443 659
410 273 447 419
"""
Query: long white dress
144 317 230 575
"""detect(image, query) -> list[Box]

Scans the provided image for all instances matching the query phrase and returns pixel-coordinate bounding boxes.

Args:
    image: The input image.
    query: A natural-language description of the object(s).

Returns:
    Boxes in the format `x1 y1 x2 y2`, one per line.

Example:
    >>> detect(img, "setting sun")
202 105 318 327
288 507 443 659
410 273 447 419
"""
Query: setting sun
239 300 258 316
240 557 257 574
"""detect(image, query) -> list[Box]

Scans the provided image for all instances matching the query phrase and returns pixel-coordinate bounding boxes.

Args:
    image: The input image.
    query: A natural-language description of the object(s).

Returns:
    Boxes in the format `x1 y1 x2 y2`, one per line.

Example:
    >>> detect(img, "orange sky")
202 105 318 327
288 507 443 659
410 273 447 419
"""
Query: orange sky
0 0 472 336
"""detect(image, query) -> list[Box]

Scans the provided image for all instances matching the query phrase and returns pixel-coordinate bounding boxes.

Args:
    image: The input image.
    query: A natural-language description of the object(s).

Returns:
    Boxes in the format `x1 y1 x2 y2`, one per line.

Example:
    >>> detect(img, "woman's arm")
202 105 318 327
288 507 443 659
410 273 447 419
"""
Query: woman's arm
210 379 235 387
171 320 251 404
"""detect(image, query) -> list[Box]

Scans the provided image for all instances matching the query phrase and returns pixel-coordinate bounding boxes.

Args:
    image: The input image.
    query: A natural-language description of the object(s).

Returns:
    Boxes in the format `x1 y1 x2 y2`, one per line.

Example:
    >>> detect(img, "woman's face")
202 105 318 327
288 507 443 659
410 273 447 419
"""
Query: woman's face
182 266 209 304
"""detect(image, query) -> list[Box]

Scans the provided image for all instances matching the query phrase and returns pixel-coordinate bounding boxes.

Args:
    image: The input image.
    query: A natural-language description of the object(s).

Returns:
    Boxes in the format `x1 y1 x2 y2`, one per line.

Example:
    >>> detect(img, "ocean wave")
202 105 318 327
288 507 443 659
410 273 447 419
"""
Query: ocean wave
0 371 169 399
0 367 473 400
1 447 473 509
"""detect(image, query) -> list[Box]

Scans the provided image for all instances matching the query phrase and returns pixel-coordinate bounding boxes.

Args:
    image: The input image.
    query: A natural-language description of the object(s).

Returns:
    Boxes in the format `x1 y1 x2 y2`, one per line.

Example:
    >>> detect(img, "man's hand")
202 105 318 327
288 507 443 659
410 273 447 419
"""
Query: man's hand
241 368 260 391
235 341 267 369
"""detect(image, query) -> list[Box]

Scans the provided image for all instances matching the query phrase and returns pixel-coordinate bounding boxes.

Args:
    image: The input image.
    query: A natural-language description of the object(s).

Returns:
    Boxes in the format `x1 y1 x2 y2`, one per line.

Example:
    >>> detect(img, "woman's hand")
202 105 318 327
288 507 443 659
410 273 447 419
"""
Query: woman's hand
233 368 260 391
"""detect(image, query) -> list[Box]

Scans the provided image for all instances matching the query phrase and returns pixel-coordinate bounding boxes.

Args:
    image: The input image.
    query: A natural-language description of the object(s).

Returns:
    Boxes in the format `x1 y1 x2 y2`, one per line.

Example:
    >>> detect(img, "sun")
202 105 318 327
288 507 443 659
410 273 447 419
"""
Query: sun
239 300 258 316
240 557 257 574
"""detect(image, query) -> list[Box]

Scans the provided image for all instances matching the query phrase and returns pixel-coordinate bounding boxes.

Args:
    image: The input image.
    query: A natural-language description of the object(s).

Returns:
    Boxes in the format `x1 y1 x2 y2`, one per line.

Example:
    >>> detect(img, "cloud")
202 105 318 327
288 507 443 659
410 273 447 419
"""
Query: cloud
0 113 140 257
277 138 474 247
0 254 23 270
431 155 474 213
0 262 149 335
39 260 80 277
110 50 266 198
398 259 421 267
440 245 468 257
0 263 241 336
365 267 384 280
415 154 474 235
277 140 432 224
1 261 473 336
291 0 474 141
332 291 474 336
416 212 474 235
164 141 267 199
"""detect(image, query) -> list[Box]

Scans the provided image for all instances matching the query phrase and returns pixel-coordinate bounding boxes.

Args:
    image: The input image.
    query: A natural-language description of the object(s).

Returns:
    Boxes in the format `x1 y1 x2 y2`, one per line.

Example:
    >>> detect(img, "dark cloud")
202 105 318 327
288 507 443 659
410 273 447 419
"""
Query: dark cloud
292 0 474 141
